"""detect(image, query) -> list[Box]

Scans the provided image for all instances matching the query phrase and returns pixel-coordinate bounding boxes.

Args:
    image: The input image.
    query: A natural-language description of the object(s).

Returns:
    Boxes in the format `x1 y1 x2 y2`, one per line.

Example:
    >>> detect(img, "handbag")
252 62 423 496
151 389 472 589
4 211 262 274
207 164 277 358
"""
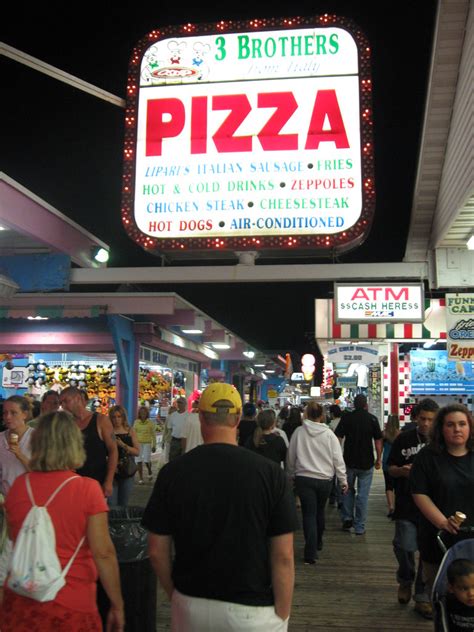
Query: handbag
116 438 138 479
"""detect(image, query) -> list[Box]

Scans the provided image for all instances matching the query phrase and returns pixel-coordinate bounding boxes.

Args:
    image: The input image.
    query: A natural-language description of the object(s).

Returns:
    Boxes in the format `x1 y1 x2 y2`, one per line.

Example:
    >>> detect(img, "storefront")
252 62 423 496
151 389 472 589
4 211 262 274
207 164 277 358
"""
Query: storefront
316 295 473 425
0 313 117 408
1 350 118 414
138 344 201 419
0 298 215 420
322 343 383 418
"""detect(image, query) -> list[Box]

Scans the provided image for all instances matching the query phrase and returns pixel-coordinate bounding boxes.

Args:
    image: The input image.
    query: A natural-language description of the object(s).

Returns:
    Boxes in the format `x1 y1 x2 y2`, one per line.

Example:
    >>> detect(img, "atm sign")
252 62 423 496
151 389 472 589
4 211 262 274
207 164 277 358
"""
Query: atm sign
335 284 424 322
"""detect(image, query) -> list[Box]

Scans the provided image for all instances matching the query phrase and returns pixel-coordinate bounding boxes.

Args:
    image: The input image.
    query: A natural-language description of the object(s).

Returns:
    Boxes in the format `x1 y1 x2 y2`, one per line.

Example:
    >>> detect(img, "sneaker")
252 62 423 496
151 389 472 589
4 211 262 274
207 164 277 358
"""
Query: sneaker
342 520 353 531
303 559 317 565
355 530 365 536
138 479 144 485
148 475 153 481
398 584 412 604
414 602 433 619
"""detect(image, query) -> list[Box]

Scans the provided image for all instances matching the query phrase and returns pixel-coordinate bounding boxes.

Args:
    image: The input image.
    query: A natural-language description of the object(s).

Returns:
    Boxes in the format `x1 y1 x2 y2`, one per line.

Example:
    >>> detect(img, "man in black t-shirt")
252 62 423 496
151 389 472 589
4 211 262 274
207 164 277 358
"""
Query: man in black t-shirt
387 398 439 619
142 383 297 631
335 394 382 535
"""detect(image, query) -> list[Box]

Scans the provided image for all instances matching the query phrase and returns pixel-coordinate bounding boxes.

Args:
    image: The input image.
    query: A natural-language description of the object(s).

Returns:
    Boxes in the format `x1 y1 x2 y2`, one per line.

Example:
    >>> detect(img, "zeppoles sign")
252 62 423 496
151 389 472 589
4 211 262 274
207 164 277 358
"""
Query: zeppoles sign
122 16 374 254
446 293 474 361
335 283 424 322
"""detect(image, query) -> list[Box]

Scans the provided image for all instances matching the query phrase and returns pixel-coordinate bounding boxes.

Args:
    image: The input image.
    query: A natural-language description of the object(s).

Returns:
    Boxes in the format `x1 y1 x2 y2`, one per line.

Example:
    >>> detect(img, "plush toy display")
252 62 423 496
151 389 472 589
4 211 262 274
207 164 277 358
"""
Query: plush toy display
23 359 117 411
138 367 173 403
8 357 191 417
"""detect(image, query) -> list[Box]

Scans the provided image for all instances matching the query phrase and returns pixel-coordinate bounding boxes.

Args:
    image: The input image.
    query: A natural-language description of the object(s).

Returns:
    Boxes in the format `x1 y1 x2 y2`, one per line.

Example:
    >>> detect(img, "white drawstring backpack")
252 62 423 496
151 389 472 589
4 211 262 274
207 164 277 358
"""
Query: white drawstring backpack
8 474 85 602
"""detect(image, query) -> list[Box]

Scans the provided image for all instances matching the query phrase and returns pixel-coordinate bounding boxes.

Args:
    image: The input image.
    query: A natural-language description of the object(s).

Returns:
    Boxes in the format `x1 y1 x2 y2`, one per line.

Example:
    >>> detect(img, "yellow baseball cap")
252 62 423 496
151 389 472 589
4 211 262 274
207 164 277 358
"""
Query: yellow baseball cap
199 383 242 414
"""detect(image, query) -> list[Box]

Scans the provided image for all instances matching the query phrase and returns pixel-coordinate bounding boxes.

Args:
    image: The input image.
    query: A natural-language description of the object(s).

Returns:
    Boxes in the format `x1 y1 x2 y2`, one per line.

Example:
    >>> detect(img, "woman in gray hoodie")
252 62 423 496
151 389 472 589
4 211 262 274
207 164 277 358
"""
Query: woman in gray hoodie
287 401 347 565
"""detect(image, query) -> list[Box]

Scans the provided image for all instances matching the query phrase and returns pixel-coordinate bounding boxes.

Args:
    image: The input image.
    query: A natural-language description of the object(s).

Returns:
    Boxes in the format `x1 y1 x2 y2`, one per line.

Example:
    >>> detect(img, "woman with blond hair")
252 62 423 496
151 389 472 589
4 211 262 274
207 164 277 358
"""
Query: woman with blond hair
133 406 156 483
1 411 124 631
109 405 140 507
287 401 348 564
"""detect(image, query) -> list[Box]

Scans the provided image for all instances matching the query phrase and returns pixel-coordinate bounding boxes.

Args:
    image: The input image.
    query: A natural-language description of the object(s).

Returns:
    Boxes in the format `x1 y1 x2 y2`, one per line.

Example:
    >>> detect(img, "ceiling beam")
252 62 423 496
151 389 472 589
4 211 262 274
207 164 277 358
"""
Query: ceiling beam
70 261 428 285
1 43 125 108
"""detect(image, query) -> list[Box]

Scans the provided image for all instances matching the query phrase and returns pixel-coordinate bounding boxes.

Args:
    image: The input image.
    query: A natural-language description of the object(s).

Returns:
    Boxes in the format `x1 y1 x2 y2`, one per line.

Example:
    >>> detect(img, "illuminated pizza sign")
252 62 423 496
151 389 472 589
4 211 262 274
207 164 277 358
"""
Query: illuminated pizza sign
122 15 374 255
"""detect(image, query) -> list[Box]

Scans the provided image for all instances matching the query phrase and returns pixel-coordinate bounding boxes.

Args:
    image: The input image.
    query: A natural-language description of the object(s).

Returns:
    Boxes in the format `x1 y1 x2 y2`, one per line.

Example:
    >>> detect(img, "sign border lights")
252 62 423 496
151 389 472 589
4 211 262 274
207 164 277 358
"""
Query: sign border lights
334 283 424 323
122 15 375 256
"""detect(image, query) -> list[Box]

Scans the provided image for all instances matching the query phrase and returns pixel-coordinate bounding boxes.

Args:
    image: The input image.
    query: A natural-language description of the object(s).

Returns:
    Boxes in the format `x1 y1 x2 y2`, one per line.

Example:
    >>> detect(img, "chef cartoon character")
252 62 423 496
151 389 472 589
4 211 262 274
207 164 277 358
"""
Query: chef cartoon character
192 42 211 80
168 40 187 65
141 45 161 84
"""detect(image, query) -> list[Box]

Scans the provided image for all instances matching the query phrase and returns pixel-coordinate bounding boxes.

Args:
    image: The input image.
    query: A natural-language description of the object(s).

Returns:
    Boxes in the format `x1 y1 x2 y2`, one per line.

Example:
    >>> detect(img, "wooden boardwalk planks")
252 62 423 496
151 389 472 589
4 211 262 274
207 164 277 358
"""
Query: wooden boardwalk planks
130 467 432 631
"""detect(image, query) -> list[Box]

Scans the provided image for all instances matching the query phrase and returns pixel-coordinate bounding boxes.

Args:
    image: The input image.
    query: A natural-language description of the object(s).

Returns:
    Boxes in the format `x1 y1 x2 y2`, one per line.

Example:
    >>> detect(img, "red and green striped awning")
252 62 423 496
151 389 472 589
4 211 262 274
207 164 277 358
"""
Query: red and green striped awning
331 321 447 340
321 298 447 340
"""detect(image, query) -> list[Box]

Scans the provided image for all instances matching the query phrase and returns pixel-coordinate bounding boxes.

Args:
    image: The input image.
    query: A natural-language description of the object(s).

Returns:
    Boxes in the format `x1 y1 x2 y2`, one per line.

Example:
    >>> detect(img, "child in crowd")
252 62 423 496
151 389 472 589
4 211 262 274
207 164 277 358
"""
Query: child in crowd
445 558 474 631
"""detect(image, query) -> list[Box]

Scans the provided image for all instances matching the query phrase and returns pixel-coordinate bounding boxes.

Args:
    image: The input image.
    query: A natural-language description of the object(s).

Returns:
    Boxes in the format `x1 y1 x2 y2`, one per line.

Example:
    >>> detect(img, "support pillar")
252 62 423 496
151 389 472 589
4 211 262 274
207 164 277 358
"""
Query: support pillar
107 314 137 423
389 342 399 416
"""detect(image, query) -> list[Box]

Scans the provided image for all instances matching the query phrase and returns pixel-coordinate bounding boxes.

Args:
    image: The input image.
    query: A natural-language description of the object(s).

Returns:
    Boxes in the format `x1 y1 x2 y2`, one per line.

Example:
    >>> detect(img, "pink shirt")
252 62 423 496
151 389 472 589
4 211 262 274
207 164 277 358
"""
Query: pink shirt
0 428 34 496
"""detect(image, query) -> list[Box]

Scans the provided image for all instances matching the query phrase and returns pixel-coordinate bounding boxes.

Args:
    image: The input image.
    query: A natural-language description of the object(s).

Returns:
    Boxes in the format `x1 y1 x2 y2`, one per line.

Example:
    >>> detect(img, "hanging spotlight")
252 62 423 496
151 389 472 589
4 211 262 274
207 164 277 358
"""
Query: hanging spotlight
91 247 109 263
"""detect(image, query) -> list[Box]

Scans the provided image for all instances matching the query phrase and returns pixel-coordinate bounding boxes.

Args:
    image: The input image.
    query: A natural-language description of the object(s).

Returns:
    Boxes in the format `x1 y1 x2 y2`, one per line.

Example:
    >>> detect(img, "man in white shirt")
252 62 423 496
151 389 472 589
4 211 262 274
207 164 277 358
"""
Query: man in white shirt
166 397 188 461
181 400 203 453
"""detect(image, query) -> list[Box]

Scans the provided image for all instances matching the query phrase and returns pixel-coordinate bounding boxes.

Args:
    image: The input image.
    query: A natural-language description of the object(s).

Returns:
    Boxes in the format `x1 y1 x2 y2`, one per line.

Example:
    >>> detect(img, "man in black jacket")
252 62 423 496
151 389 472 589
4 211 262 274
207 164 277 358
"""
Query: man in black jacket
335 394 382 535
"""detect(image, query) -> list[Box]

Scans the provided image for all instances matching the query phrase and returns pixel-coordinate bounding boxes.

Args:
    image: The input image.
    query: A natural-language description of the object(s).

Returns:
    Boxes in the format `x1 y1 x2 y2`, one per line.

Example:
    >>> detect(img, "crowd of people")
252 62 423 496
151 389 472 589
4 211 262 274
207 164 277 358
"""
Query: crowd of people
0 385 473 631
0 389 124 631
145 390 473 630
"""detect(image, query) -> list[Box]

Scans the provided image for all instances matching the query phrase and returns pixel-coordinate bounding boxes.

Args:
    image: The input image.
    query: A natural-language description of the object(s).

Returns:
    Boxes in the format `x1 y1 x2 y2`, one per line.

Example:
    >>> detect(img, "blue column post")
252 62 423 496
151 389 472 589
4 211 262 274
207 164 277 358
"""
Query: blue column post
107 315 137 423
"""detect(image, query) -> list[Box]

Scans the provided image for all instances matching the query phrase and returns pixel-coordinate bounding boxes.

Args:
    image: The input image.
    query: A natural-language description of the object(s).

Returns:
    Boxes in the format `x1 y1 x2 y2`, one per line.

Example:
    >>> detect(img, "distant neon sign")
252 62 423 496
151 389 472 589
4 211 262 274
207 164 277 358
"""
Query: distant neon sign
122 15 374 254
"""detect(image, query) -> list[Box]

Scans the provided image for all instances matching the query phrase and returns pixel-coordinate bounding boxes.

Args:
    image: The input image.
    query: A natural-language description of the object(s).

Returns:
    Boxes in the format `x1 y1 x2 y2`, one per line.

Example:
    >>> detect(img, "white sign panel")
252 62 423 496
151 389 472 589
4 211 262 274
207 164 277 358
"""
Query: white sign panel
122 17 375 254
446 293 474 361
335 283 424 322
290 372 306 382
327 345 379 364
2 367 29 388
